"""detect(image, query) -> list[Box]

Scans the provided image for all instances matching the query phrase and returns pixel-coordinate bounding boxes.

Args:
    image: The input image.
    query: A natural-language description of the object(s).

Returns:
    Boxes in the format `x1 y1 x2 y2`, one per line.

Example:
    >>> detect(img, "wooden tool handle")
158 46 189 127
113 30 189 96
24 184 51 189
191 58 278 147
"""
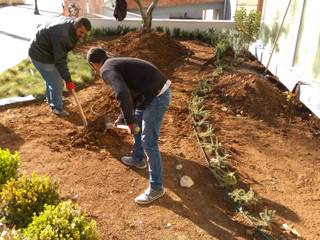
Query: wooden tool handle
72 89 88 127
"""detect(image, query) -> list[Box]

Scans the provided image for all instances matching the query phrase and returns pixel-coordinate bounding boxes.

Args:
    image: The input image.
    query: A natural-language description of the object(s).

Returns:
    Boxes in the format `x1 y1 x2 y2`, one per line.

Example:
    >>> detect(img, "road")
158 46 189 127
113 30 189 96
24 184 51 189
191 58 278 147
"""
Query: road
0 1 63 73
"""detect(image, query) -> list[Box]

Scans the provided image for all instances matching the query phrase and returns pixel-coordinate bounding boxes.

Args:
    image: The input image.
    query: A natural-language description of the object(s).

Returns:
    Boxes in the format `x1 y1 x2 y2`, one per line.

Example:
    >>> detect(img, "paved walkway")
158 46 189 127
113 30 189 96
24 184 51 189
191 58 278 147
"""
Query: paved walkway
0 1 62 73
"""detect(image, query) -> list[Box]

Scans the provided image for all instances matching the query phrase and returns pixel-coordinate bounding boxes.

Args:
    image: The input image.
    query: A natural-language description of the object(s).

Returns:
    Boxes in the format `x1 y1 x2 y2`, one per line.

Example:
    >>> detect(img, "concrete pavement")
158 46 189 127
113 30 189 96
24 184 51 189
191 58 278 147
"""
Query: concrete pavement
0 1 63 73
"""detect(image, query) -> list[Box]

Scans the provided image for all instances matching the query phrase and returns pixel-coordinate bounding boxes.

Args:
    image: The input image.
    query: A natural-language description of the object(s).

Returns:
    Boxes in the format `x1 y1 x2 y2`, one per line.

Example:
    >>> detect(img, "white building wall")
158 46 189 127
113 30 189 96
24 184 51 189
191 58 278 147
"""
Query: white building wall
89 15 234 32
130 3 224 20
250 0 320 118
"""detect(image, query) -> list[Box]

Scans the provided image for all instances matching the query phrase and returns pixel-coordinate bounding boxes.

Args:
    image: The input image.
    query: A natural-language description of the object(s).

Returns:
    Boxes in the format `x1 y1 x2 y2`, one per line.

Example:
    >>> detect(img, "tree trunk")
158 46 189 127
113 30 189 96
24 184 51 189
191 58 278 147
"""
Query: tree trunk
134 0 159 33
142 14 152 33
34 0 40 15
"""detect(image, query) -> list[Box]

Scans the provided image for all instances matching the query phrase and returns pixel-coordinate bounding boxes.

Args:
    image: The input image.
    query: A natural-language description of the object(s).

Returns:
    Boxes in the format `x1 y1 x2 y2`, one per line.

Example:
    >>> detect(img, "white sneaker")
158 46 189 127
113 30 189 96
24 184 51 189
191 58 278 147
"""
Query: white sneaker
134 187 165 205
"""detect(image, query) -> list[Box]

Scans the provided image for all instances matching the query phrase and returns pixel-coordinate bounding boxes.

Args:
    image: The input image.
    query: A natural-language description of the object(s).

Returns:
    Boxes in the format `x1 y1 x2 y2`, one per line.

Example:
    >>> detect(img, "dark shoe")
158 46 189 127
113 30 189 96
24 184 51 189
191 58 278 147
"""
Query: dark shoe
134 187 165 205
121 156 147 169
52 108 70 117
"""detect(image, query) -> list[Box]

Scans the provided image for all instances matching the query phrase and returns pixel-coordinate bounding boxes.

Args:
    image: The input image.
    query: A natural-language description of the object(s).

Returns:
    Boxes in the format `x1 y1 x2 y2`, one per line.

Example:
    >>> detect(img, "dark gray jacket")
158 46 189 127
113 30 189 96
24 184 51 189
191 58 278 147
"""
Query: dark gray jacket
100 57 168 124
28 16 78 82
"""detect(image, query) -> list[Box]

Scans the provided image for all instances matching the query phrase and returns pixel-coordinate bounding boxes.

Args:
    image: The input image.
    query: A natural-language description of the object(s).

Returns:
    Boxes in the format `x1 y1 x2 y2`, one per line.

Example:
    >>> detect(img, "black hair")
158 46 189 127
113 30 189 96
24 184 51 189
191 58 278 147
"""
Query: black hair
74 17 92 31
87 47 108 64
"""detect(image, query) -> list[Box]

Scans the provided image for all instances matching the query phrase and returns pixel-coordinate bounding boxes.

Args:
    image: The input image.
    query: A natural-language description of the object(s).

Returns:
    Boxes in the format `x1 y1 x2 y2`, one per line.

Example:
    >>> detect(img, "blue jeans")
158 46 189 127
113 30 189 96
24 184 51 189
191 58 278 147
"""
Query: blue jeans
31 59 64 110
132 88 171 191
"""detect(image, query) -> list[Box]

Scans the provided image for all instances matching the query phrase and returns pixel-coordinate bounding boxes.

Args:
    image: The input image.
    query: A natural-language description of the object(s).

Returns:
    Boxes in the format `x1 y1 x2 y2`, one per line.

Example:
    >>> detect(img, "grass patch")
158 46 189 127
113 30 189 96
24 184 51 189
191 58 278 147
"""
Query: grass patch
0 52 94 99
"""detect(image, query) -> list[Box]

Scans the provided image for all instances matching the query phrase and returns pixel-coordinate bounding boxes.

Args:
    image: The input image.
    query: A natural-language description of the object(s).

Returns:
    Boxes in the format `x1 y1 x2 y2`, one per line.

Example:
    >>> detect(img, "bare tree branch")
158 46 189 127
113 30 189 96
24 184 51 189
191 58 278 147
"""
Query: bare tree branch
146 0 159 17
134 0 147 19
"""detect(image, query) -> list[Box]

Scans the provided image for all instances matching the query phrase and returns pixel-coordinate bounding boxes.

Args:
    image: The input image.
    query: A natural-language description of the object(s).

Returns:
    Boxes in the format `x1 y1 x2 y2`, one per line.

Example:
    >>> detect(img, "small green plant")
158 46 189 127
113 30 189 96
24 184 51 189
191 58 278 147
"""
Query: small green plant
228 188 258 206
215 38 231 62
235 8 261 44
155 26 164 32
165 27 171 36
24 200 100 240
0 173 60 228
259 208 276 227
0 148 20 186
173 28 181 38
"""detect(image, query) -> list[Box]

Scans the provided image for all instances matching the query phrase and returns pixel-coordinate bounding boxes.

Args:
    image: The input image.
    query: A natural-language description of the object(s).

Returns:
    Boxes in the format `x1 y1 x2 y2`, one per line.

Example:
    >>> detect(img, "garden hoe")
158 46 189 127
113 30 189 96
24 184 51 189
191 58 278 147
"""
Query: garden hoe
103 115 140 135
71 89 88 127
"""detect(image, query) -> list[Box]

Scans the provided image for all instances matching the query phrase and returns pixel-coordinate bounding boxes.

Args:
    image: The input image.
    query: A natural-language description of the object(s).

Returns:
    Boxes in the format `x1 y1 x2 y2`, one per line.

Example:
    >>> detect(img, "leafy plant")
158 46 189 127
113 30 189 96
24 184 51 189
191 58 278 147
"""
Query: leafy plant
173 28 181 38
0 173 60 228
24 200 100 240
235 8 261 44
0 148 20 186
0 219 24 240
155 26 164 32
215 38 232 62
228 188 258 206
165 27 171 36
259 208 276 226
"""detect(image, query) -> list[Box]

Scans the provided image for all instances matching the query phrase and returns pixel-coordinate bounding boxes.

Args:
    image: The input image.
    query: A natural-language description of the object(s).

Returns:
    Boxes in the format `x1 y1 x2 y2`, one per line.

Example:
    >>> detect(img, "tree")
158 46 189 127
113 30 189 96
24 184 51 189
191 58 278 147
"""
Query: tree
134 0 159 33
34 0 39 15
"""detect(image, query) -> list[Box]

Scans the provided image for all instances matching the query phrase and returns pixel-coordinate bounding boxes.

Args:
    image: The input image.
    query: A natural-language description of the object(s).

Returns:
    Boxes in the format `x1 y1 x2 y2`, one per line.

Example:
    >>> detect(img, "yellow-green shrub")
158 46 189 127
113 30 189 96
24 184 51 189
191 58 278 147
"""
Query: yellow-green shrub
0 148 20 186
0 219 24 240
24 201 100 240
0 173 60 228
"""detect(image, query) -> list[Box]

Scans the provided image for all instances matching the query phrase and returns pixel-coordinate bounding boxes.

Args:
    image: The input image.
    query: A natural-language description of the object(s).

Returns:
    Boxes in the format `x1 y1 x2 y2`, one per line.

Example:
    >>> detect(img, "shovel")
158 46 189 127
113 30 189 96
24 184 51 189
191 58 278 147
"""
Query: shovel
71 89 88 127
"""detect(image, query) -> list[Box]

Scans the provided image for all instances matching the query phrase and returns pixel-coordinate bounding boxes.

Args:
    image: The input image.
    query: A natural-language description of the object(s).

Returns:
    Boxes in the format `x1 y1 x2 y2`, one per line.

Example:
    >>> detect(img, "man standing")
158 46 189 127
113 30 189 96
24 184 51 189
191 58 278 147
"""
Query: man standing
87 47 171 204
29 16 91 116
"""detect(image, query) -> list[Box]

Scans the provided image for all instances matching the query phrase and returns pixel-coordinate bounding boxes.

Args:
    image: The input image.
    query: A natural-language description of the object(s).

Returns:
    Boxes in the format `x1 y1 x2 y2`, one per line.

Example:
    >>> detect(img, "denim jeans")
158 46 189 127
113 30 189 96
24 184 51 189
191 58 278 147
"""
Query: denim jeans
31 59 64 110
132 88 171 191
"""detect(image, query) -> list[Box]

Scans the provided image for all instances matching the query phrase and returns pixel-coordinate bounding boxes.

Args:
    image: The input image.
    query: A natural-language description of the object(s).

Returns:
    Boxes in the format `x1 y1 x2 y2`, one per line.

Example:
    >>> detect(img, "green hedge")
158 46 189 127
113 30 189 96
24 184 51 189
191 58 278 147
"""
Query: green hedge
24 200 100 240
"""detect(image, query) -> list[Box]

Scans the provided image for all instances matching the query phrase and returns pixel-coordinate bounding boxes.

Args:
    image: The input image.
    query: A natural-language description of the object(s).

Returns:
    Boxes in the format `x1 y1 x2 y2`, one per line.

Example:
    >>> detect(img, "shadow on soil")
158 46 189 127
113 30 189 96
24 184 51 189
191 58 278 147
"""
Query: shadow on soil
113 147 301 239
0 123 25 151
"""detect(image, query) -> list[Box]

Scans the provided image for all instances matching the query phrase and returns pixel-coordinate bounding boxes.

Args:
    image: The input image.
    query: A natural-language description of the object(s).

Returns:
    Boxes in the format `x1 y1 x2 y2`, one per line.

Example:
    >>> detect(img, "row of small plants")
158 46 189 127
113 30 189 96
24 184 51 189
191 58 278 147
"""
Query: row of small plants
189 67 276 239
0 148 100 239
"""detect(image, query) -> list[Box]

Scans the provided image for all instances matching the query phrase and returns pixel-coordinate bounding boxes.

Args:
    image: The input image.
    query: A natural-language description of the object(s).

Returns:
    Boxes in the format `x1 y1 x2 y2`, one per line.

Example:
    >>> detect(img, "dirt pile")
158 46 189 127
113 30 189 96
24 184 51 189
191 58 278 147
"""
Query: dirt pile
215 71 287 122
106 31 190 75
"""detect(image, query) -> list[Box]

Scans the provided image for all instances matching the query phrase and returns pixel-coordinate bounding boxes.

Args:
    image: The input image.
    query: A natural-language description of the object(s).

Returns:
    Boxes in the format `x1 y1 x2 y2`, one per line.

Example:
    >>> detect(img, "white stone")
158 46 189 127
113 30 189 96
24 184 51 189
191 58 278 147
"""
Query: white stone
180 176 194 188
175 164 183 170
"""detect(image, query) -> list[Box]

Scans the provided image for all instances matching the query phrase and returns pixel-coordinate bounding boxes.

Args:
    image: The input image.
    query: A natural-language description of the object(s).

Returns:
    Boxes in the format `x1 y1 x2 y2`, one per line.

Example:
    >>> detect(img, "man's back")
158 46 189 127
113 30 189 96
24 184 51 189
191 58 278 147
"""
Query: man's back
101 57 167 97
29 16 77 64
100 57 168 122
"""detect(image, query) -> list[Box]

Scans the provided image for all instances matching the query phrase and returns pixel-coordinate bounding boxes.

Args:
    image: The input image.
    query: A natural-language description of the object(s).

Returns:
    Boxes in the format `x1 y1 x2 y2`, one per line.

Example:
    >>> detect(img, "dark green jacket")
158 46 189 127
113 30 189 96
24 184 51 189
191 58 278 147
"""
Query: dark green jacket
28 16 78 82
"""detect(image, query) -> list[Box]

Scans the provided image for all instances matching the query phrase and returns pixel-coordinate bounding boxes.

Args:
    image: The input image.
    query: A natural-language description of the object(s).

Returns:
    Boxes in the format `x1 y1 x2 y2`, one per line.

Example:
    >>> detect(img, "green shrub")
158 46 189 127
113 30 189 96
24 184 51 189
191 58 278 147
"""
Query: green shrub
165 27 171 36
235 7 261 44
0 219 24 240
172 28 181 38
216 38 231 61
0 148 20 186
0 173 60 228
155 26 164 32
24 200 100 240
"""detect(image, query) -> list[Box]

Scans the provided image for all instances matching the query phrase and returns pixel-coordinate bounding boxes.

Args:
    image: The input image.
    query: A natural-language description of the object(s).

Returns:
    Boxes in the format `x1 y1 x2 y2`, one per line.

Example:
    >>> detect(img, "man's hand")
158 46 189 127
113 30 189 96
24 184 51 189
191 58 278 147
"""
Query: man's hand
128 123 140 135
66 82 76 91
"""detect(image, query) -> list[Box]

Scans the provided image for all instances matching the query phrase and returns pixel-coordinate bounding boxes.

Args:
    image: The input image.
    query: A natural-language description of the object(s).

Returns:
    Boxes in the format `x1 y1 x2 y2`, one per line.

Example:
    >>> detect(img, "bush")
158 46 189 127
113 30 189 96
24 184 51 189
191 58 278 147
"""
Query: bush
24 201 100 240
0 148 20 186
0 219 24 240
235 7 261 44
0 173 60 228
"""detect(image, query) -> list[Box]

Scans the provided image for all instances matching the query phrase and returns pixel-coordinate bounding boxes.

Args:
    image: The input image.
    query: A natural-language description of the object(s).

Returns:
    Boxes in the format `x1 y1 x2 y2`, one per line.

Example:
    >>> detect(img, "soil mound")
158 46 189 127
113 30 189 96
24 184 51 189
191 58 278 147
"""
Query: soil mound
107 31 189 75
216 72 287 122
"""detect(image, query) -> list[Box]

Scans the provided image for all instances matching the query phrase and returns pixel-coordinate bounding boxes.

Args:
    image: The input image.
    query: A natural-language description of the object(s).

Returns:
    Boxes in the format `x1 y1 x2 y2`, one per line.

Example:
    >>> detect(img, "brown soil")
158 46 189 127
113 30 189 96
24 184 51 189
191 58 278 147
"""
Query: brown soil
1 32 320 240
